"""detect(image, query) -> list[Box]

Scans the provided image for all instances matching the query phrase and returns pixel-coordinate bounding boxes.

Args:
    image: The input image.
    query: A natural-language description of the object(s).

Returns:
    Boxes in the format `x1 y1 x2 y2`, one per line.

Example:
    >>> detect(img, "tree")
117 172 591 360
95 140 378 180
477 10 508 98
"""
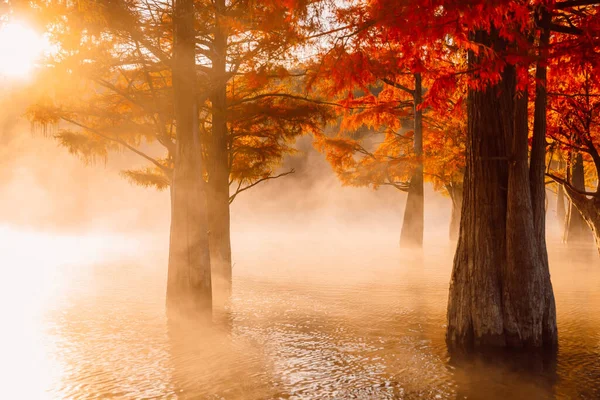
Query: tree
200 0 332 296
312 0 561 347
313 82 466 241
168 0 212 313
28 0 332 305
449 26 558 348
25 0 212 313
310 3 466 246
547 53 600 252
546 63 598 246
348 0 566 348
447 0 600 348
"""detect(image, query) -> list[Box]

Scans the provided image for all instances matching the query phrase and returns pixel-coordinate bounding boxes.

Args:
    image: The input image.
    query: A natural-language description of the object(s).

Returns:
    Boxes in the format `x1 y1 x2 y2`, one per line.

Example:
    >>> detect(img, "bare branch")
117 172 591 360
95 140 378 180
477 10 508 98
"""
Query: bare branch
546 173 597 196
555 0 600 10
548 22 583 35
229 169 295 203
381 78 415 96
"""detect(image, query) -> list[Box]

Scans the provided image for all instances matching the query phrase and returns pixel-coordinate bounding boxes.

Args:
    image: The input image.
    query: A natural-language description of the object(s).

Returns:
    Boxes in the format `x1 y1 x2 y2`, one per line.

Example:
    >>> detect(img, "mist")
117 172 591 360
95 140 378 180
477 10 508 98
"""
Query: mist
2 1 600 398
2 104 599 398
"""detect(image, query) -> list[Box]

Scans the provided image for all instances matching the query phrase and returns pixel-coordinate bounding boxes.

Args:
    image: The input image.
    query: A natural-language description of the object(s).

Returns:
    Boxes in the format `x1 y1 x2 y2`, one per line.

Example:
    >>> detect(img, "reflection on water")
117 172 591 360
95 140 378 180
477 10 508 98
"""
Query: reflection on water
1 227 599 399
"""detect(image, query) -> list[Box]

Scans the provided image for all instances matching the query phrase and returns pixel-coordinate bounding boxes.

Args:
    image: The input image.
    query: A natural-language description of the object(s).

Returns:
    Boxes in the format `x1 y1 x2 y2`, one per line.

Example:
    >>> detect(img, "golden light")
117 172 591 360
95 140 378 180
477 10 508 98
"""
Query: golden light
0 22 48 79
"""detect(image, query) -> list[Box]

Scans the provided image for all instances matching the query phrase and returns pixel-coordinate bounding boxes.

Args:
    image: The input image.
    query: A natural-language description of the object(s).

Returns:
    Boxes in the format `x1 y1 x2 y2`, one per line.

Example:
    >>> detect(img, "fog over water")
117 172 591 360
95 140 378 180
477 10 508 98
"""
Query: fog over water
1 117 600 399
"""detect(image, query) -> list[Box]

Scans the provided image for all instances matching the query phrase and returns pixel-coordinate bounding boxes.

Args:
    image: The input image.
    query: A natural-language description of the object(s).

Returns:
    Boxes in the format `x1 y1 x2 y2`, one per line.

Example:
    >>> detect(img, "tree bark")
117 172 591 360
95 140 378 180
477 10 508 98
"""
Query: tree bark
399 73 424 248
208 0 233 303
448 183 463 242
564 152 592 244
167 0 212 314
446 29 557 349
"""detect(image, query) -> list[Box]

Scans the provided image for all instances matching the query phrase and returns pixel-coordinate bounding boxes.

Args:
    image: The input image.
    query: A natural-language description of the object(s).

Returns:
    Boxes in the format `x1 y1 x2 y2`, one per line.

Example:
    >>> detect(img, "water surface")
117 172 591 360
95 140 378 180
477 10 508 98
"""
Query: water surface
1 227 599 399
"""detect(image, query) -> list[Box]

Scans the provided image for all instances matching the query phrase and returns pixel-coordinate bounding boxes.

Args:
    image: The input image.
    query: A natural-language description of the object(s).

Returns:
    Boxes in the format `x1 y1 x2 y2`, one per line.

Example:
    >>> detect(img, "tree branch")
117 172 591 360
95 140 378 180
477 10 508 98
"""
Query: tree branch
546 173 597 196
62 117 172 177
228 169 295 203
549 92 600 98
548 22 583 35
555 0 600 9
382 181 410 192
381 78 415 96
228 93 342 108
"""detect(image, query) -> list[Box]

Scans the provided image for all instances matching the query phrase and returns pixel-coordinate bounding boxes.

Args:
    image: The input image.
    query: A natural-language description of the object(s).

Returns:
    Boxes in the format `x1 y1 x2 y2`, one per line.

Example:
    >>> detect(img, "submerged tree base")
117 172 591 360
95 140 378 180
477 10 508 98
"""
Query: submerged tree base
446 28 557 350
399 168 424 249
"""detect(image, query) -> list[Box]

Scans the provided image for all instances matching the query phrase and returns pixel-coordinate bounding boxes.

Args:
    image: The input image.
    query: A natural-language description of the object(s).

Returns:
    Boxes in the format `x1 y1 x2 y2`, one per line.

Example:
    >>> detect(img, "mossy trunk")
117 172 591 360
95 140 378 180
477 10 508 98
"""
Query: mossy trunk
399 73 424 248
446 28 557 349
207 0 232 304
167 0 212 314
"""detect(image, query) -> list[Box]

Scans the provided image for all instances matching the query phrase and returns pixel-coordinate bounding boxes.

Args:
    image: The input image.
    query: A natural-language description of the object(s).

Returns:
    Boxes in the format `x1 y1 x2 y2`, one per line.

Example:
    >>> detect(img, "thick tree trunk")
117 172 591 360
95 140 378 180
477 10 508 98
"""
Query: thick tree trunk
167 0 212 314
448 183 463 242
208 0 232 303
446 29 557 349
399 73 424 248
564 153 592 244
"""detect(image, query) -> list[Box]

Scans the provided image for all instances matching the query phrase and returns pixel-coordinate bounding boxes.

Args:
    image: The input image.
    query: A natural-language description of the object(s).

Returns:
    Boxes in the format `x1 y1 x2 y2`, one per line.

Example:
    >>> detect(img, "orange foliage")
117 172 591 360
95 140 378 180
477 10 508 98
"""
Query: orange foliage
27 0 333 197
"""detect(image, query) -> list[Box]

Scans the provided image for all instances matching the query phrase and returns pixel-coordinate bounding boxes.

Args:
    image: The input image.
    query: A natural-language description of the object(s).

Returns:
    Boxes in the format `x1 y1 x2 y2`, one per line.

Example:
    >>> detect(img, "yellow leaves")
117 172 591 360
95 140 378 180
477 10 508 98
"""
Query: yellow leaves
54 129 109 165
26 99 63 126
120 167 170 191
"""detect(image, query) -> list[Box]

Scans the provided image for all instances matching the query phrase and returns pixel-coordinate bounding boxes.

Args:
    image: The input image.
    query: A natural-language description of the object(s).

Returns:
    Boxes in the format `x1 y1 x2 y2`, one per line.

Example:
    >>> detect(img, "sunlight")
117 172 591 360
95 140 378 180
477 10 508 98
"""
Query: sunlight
0 226 141 399
0 22 48 79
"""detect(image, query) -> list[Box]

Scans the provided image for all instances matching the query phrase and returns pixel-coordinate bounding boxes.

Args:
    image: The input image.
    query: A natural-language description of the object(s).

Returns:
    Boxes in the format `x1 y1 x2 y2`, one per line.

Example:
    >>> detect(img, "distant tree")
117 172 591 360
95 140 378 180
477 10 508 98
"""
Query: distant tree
313 83 466 241
309 2 466 247
547 60 600 252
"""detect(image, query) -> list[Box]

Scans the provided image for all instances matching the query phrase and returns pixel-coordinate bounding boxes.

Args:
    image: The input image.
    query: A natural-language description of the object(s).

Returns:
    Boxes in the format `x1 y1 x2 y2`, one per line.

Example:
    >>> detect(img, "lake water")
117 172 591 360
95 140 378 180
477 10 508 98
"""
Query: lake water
1 226 599 399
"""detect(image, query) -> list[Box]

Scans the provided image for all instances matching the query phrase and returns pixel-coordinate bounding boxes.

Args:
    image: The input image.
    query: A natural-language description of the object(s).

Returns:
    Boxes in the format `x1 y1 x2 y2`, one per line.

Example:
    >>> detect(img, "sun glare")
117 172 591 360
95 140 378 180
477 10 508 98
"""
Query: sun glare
0 22 48 79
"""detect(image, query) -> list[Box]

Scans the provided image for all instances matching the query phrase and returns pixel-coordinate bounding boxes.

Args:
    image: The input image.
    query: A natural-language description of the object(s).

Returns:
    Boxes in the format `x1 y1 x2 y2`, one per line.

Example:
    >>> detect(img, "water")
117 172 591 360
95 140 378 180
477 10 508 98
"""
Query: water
1 227 599 399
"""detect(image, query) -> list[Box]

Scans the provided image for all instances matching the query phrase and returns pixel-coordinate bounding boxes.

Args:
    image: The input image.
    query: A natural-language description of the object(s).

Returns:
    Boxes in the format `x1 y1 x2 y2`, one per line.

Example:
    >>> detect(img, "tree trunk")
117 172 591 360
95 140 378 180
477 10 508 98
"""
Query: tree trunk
531 10 551 256
557 157 567 223
529 13 558 348
564 152 592 244
446 29 557 349
563 185 600 255
448 183 463 242
208 0 233 303
167 0 212 314
557 183 566 223
399 73 424 248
